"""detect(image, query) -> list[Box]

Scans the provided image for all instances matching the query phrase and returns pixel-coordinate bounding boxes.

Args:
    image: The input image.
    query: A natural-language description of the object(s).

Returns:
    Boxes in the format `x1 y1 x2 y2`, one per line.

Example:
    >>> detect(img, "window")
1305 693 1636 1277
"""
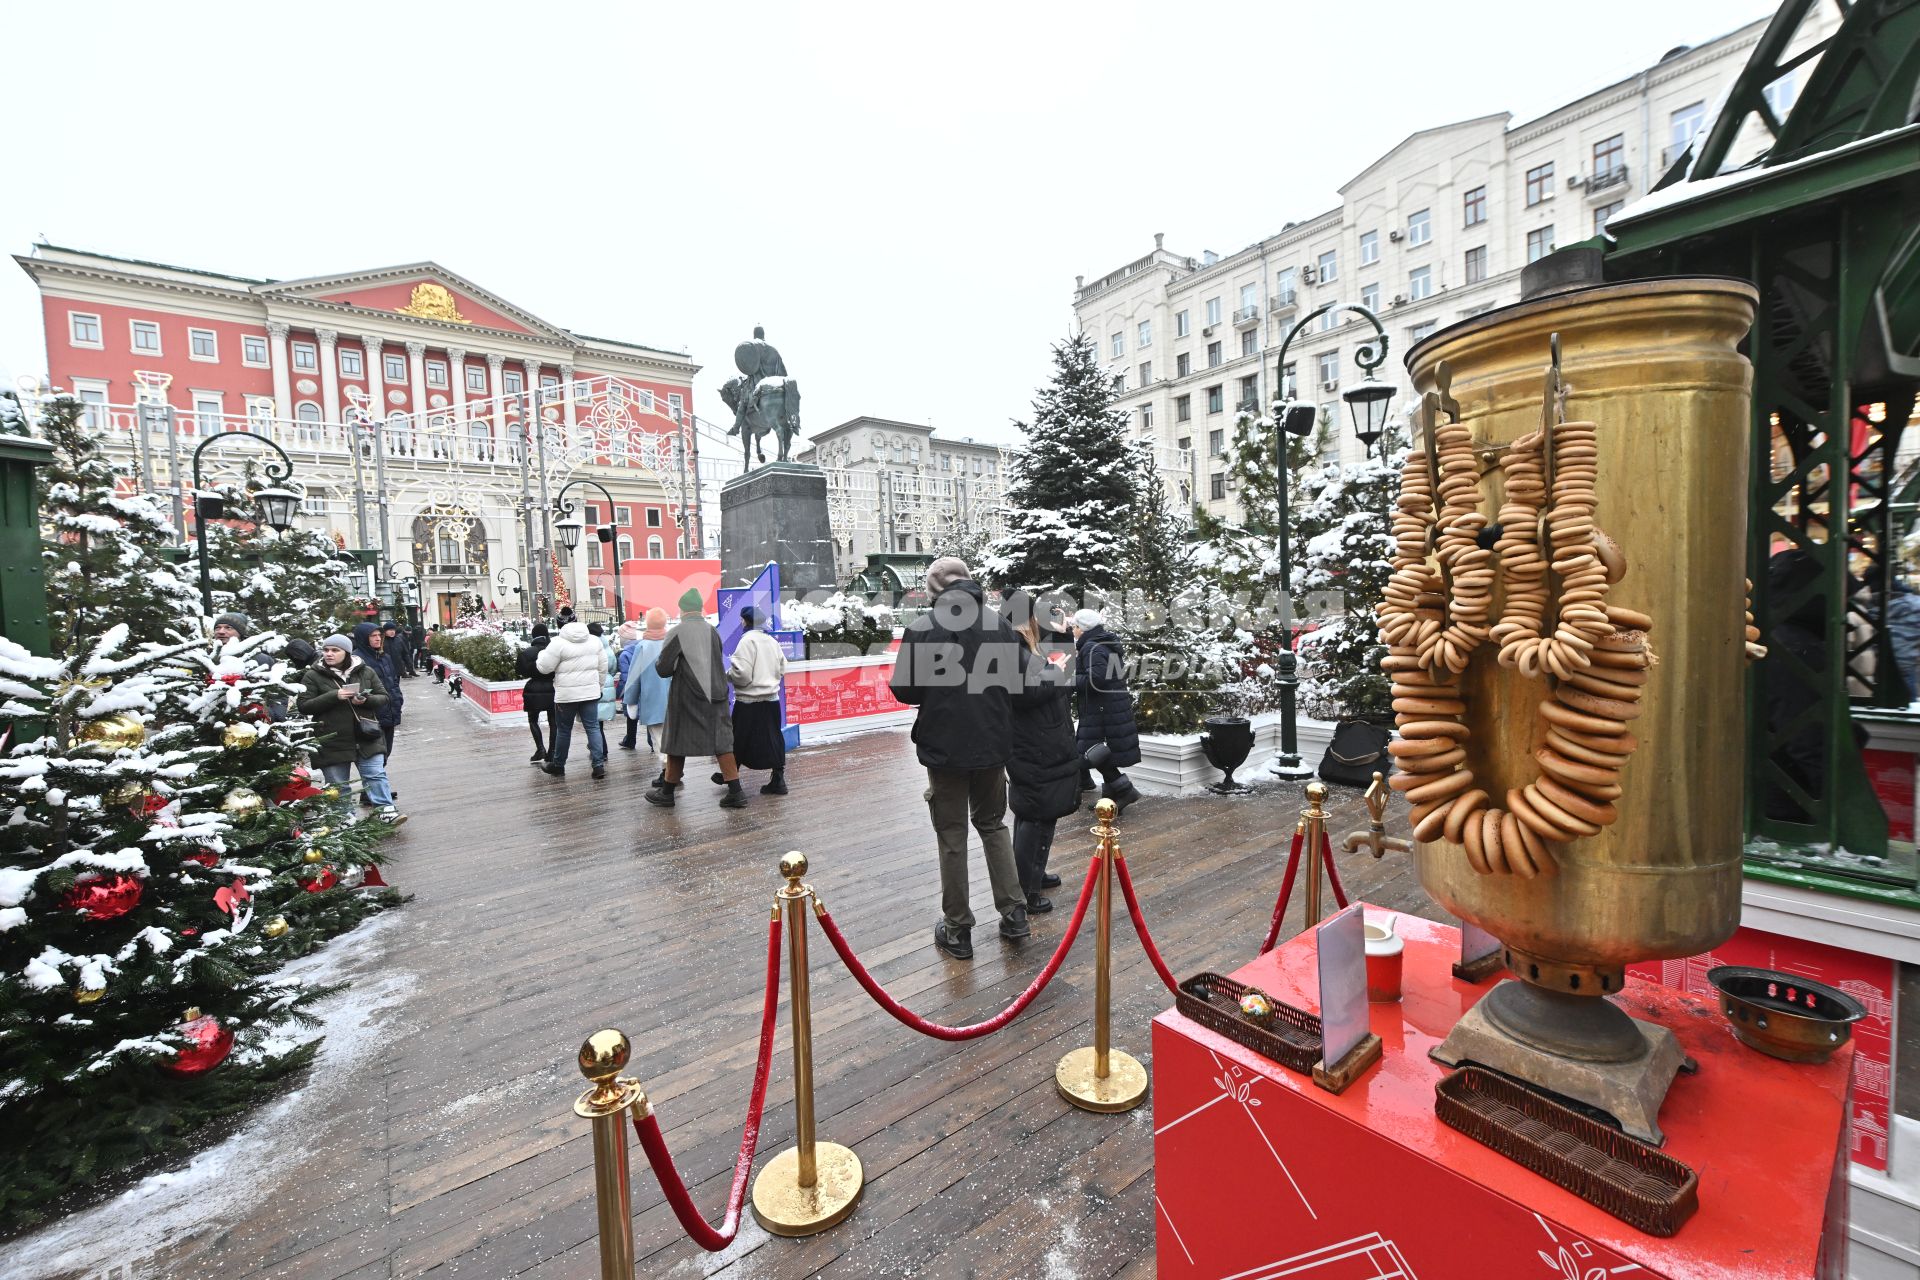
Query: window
1137 319 1152 347
1176 352 1191 378
384 353 408 382
587 539 602 569
245 396 274 427
426 360 448 388
1359 231 1379 265
1412 320 1438 343
1276 268 1296 305
1408 209 1431 246
1206 341 1222 368
1205 297 1222 326
617 536 634 566
1595 201 1625 236
130 319 161 353
1210 472 1226 502
1592 132 1625 177
1318 305 1339 333
1175 309 1190 337
339 347 363 378
1240 329 1257 357
1139 361 1152 386
647 536 664 559
1464 185 1487 227
1140 402 1154 429
1208 429 1224 455
1177 436 1191 453
69 312 102 347
197 394 227 435
1318 351 1340 387
646 507 662 527
292 341 317 372
1526 162 1554 206
1281 362 1297 399
1239 283 1258 312
1175 395 1192 422
293 402 320 443
1464 245 1488 284
1318 425 1340 463
1670 102 1706 158
503 370 524 395
1112 375 1125 395
668 393 684 422
466 365 486 392
300 490 328 517
1239 374 1259 409
614 506 632 526
1207 385 1224 414
1409 266 1433 301
1361 283 1381 312
1317 250 1338 282
1763 72 1796 121
184 328 216 361
75 385 107 428
1111 332 1124 358
242 333 268 366
1526 226 1555 263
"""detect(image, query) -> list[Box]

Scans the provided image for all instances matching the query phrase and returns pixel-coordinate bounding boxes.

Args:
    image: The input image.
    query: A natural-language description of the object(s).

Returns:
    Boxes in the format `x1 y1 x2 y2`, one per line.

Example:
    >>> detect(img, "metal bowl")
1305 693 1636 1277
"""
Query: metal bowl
1706 965 1866 1064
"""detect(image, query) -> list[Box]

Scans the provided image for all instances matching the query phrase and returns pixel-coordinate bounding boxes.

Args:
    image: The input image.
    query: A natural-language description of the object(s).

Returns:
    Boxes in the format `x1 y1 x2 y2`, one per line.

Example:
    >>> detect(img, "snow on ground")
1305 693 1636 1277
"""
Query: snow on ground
6 913 415 1280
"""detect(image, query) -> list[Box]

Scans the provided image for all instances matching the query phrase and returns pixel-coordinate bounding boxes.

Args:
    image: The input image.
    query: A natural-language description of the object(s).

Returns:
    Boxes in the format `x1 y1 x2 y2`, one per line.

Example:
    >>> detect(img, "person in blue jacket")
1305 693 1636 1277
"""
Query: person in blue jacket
622 607 672 778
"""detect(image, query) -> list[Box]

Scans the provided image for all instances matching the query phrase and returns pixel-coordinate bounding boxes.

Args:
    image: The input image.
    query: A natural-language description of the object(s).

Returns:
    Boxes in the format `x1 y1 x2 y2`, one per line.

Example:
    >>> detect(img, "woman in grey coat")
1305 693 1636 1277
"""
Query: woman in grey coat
644 588 748 809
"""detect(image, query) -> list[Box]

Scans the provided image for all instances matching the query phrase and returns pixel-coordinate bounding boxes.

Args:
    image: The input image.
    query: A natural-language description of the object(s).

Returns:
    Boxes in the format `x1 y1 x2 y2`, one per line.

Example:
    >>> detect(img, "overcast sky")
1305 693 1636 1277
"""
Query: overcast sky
0 0 1775 446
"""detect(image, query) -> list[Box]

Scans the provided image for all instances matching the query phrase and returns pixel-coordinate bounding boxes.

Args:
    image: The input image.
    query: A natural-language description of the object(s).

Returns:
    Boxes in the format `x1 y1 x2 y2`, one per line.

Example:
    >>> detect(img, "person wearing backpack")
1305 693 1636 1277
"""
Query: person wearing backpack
517 623 557 764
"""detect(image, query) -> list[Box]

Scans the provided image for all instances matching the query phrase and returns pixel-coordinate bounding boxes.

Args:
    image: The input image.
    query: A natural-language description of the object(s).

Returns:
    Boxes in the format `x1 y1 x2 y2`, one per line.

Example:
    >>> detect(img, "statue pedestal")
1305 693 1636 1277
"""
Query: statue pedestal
720 463 836 593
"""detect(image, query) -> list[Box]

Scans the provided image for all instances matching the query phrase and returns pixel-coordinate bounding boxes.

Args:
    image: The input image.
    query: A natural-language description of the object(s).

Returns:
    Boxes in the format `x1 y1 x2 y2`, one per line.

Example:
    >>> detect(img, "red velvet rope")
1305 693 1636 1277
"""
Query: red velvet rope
629 916 783 1252
815 855 1100 1041
1259 830 1306 955
1321 830 1349 911
1112 856 1180 996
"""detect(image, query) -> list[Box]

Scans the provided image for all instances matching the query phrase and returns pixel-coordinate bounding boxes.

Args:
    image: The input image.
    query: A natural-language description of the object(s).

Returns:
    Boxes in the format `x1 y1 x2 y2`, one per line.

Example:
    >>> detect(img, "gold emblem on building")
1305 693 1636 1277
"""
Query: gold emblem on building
395 283 469 324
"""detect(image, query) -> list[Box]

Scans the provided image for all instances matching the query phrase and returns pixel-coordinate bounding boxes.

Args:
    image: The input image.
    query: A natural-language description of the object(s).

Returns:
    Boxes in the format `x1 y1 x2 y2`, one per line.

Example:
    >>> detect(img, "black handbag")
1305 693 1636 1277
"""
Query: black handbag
354 714 384 743
1318 720 1392 788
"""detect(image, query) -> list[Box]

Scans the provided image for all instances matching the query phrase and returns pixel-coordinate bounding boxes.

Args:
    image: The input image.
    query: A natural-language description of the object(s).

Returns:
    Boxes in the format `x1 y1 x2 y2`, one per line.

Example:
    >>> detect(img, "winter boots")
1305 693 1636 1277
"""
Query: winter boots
760 768 789 796
934 921 973 960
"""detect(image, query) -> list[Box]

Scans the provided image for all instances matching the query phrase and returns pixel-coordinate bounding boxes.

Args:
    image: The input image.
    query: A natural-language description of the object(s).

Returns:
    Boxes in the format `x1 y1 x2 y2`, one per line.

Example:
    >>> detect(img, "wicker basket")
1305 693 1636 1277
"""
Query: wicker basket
1434 1066 1699 1237
1176 972 1323 1075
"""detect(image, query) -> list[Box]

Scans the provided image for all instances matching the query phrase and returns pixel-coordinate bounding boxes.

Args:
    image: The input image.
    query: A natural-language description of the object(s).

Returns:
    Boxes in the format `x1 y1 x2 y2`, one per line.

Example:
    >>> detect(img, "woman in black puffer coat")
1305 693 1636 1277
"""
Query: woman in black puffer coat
1073 608 1142 813
517 624 558 763
1005 592 1080 913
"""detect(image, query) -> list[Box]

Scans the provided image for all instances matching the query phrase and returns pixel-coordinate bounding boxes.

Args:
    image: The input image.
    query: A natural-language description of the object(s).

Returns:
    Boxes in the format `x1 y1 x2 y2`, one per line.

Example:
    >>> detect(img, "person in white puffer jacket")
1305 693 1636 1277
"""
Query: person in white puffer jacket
536 619 610 779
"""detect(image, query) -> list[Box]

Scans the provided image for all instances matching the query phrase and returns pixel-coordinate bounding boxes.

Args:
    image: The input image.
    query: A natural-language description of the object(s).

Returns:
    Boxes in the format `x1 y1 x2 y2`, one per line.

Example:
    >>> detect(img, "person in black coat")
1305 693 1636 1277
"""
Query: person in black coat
889 557 1027 960
1073 608 1142 813
382 621 415 678
517 623 558 763
1004 591 1080 913
352 622 405 760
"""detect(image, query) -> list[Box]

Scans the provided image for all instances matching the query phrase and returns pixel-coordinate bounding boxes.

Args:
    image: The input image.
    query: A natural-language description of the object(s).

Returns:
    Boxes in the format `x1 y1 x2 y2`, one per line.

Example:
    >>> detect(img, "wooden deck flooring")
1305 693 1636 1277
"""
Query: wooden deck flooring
27 683 1439 1279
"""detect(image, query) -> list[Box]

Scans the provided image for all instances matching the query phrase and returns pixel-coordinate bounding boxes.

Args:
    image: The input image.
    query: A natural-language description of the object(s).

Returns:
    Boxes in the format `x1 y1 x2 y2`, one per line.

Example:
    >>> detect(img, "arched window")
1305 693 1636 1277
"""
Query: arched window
468 420 492 462
294 401 322 446
616 536 633 566
386 411 411 458
647 536 663 560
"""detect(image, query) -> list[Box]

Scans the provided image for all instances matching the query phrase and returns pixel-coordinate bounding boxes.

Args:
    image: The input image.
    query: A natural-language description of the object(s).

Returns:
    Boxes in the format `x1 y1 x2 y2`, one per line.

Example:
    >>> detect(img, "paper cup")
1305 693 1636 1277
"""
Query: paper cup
1364 922 1405 1003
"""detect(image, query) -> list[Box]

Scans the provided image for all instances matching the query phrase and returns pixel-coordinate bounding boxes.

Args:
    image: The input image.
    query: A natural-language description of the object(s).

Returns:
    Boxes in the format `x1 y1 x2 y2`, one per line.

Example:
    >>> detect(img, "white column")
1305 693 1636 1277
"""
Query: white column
406 340 429 417
362 336 386 422
266 321 293 420
486 353 507 460
559 361 577 447
448 345 469 424
316 328 340 425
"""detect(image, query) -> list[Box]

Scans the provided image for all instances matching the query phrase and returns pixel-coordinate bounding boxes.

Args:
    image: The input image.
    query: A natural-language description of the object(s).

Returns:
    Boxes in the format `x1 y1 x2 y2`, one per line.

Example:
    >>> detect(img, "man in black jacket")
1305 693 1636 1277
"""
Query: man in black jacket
890 557 1027 959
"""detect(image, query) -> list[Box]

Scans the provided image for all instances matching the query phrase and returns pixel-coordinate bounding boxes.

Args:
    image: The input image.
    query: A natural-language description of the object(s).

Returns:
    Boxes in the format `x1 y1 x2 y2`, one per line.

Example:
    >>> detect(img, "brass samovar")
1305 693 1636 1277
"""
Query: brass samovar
1405 277 1758 1142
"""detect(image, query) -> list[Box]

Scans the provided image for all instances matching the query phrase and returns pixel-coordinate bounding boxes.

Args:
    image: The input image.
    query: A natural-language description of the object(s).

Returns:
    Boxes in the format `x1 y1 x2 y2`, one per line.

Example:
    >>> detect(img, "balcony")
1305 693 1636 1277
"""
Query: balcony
426 562 483 577
1269 294 1297 315
1233 305 1260 327
1587 166 1630 197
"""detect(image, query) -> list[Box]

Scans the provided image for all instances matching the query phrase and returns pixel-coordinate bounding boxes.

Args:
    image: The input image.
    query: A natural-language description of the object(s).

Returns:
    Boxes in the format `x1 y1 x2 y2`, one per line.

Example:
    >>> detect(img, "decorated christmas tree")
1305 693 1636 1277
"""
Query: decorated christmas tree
187 475 360 641
1190 402 1335 623
982 333 1136 597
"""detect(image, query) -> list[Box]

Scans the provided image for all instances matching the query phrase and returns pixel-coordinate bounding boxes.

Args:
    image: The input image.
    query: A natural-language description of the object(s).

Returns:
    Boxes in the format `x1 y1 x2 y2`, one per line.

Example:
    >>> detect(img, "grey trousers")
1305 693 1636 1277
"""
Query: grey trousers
925 766 1024 932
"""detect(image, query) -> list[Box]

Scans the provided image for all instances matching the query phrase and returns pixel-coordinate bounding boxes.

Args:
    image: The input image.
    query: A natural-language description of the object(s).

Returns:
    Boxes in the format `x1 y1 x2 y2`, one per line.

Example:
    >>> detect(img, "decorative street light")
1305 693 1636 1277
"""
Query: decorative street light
495 565 525 612
190 430 297 618
1267 302 1393 777
385 559 421 622
552 478 624 621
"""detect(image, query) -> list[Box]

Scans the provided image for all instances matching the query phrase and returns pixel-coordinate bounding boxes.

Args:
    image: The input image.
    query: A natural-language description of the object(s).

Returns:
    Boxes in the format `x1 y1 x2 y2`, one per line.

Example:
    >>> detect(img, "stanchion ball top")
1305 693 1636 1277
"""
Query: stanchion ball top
1306 780 1329 802
780 851 809 882
578 1028 631 1081
1094 798 1118 823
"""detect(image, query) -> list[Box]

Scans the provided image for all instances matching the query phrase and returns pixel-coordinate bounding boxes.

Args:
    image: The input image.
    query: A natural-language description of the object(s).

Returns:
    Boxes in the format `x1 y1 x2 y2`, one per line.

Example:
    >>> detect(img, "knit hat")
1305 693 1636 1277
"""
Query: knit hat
927 557 971 593
587 621 604 636
616 621 639 644
678 587 704 612
1073 608 1104 630
321 633 353 654
532 622 550 639
643 607 668 640
213 611 250 637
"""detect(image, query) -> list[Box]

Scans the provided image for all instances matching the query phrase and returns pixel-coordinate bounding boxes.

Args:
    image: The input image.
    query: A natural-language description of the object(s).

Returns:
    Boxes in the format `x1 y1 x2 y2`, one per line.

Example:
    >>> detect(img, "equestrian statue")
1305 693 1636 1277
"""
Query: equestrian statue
721 326 803 468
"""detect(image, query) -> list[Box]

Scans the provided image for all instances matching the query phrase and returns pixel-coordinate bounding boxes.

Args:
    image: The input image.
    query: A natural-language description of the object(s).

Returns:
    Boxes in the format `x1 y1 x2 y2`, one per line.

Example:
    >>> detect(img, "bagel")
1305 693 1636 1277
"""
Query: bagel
1392 696 1469 716
1539 699 1629 738
1413 801 1453 843
1593 628 1649 653
1557 688 1644 722
1396 746 1467 774
1481 808 1511 875
1500 810 1538 879
1391 682 1462 700
1443 789 1489 843
1536 774 1618 827
1604 605 1653 632
1524 782 1603 837
1563 667 1646 698
1389 735 1460 759
1534 747 1621 790
1461 803 1492 873
1510 810 1554 877
1589 647 1652 671
1545 722 1638 755
1396 719 1470 740
1509 785 1583 844
1406 769 1476 806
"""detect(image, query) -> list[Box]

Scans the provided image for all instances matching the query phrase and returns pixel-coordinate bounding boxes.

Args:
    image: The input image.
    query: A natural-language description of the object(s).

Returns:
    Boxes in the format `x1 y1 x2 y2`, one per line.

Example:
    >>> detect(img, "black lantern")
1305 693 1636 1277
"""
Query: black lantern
1280 401 1318 438
254 486 298 532
555 513 585 551
1343 378 1396 452
596 524 616 544
194 492 226 521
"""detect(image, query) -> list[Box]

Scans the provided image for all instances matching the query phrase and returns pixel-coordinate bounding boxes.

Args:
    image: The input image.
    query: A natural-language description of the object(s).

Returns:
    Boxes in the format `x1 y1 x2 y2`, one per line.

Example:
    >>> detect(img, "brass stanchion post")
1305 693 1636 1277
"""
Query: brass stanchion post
751 851 863 1236
1302 780 1329 929
1056 799 1149 1113
574 1029 645 1280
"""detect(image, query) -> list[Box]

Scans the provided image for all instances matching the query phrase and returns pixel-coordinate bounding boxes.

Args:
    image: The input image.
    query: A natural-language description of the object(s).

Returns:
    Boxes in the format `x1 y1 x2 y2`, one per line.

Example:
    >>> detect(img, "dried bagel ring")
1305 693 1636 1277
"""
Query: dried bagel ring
1499 810 1538 879
1412 800 1453 843
1510 784 1583 844
1461 801 1492 874
1510 810 1554 876
1592 628 1648 653
1534 747 1621 790
1480 808 1511 875
1396 719 1470 740
1524 782 1603 837
1392 695 1469 716
1547 721 1638 755
1557 688 1643 722
1539 699 1628 738
1563 668 1645 700
1443 788 1489 843
1537 774 1618 828
1604 605 1653 631
1396 746 1467 774
1589 648 1652 670
1389 735 1460 759
1407 769 1476 806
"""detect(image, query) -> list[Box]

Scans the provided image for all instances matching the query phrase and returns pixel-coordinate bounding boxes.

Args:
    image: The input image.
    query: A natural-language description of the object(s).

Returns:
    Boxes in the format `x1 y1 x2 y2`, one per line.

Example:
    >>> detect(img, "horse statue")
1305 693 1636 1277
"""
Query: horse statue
723 326 804 468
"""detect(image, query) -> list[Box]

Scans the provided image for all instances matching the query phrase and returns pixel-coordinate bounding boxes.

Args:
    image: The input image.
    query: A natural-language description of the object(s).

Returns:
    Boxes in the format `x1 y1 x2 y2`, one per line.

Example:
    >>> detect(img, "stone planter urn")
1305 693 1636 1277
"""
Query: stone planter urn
1199 715 1255 794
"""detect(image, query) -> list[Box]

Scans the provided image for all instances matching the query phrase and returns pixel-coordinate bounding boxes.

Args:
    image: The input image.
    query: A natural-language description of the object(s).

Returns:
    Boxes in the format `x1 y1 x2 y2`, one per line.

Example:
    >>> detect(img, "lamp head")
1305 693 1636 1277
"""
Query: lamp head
1343 378 1396 450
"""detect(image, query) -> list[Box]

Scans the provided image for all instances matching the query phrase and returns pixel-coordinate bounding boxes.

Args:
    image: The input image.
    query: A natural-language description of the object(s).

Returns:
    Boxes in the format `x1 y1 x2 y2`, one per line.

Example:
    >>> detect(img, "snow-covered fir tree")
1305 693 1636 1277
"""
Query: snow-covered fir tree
1190 402 1335 625
189 478 358 641
1294 418 1409 720
981 333 1136 597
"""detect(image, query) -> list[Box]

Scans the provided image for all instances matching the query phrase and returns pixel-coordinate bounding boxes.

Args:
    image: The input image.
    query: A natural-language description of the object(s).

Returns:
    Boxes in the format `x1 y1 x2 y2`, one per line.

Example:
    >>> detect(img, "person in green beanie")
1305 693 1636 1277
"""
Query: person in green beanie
645 587 747 809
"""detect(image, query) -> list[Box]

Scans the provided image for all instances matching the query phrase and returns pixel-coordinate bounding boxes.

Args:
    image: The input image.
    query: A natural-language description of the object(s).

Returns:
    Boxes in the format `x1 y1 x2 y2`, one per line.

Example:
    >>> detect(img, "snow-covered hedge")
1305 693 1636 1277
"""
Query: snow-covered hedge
787 593 896 658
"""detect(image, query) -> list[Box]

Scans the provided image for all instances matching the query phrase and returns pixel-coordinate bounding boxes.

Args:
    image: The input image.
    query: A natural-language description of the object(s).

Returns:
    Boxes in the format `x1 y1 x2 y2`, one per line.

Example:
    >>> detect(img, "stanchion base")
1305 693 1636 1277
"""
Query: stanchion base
1268 758 1316 779
750 1141 863 1237
1055 1046 1149 1113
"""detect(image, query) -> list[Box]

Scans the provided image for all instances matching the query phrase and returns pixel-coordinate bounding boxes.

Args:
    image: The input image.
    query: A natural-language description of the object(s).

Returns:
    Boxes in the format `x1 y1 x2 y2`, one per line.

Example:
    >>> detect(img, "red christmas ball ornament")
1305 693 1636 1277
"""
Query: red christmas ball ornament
238 701 267 723
139 792 170 817
181 848 218 868
299 865 339 893
61 873 144 922
157 1009 234 1076
273 777 322 805
217 672 246 686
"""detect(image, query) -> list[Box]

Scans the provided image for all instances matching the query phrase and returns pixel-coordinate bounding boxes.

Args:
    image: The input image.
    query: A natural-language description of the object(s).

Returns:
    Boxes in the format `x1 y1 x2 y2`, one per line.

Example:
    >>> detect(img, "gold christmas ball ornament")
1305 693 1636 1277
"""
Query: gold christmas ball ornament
78 712 147 754
105 780 145 806
263 915 290 939
220 787 266 820
307 826 331 839
75 985 106 1005
222 723 257 749
322 787 340 799
302 847 324 864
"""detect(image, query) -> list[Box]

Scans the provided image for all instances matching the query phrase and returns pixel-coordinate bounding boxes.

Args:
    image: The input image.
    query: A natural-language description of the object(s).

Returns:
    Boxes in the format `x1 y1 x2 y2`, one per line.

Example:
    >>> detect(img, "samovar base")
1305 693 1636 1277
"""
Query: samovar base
1431 980 1686 1145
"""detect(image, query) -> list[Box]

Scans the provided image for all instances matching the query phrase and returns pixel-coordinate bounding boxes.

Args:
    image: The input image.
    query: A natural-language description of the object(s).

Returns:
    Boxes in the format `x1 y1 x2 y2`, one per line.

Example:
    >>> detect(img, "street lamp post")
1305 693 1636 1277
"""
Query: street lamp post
385 558 421 624
190 431 298 619
1267 303 1394 776
495 566 525 615
552 478 624 622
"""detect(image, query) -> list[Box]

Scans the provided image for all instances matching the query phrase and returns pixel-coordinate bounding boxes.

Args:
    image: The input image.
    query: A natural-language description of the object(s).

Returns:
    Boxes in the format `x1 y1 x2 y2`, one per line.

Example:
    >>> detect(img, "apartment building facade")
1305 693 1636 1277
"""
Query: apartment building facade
1072 12 1828 517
